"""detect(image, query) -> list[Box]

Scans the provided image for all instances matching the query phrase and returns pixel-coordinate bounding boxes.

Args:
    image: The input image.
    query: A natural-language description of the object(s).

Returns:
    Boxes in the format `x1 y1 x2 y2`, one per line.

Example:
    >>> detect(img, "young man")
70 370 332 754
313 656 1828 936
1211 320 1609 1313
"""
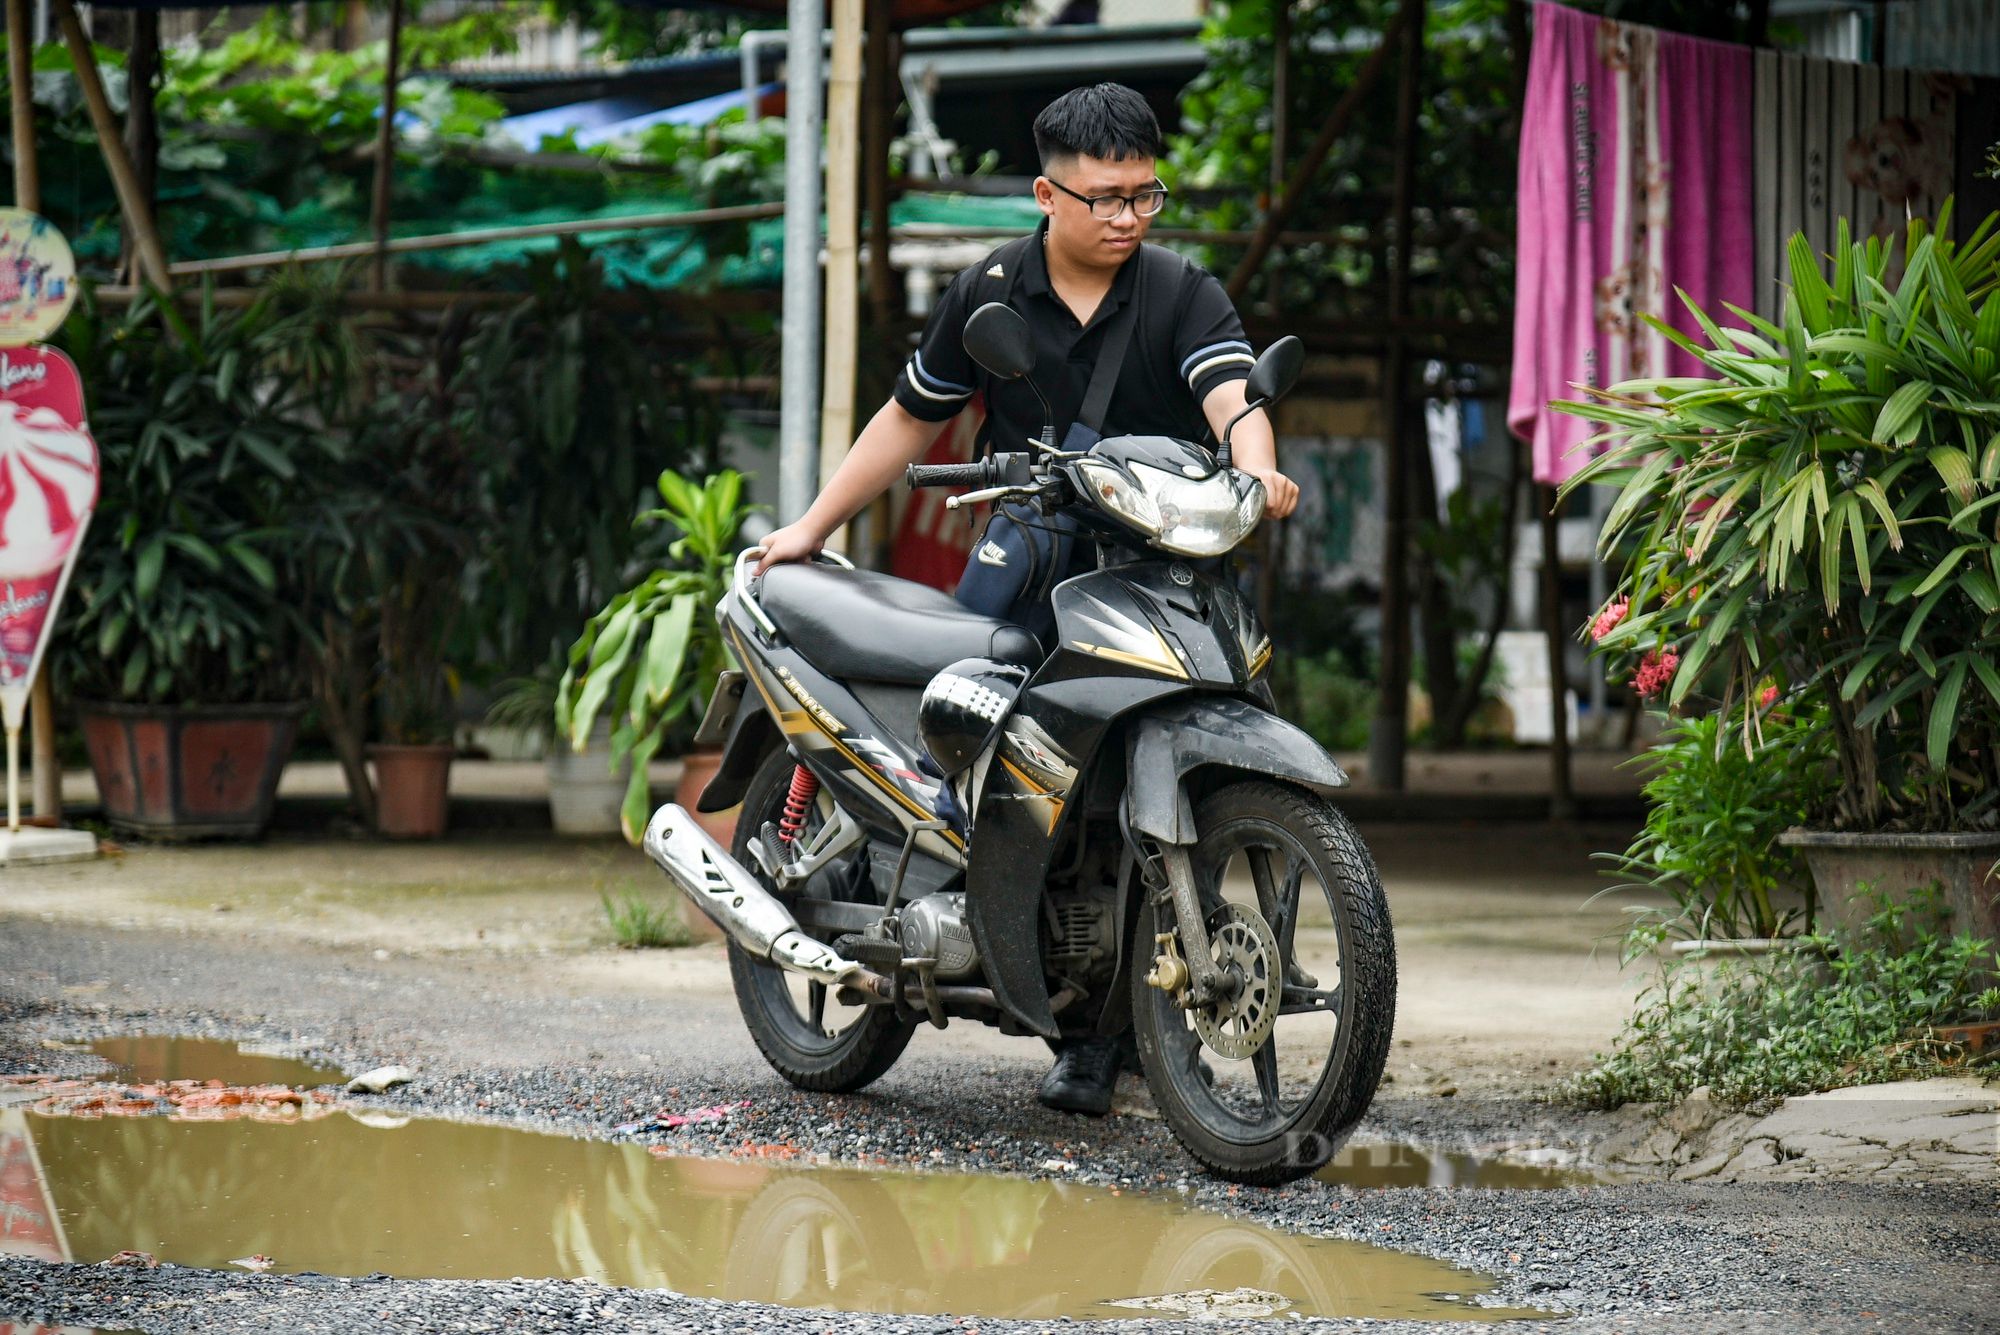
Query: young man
758 83 1297 1114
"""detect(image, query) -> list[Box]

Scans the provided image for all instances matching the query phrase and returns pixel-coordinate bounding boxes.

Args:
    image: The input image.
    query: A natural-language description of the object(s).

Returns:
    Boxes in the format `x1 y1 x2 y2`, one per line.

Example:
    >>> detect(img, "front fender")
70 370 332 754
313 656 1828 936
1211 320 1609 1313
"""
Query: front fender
1124 696 1349 844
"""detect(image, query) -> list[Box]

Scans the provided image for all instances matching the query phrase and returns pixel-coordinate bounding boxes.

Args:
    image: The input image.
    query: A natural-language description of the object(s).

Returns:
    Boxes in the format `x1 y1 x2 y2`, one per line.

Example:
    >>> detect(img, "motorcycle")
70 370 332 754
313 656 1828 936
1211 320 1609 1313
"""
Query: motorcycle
642 303 1395 1185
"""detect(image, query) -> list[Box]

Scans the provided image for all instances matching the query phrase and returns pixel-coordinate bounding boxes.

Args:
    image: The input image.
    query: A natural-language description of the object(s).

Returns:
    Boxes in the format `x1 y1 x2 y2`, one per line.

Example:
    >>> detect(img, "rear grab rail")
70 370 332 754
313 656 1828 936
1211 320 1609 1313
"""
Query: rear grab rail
731 545 856 640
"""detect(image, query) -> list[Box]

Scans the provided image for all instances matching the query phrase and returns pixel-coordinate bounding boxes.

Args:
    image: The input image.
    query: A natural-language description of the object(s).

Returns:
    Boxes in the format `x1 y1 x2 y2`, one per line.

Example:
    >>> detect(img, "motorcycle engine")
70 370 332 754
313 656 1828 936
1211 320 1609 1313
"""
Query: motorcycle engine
1041 881 1119 977
899 892 981 981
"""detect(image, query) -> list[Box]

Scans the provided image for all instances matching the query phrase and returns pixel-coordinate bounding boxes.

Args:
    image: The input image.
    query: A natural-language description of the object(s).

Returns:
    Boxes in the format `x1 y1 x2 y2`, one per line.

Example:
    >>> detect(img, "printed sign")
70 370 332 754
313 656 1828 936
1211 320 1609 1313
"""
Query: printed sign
891 404 986 594
0 211 77 348
0 1108 68 1263
0 347 97 720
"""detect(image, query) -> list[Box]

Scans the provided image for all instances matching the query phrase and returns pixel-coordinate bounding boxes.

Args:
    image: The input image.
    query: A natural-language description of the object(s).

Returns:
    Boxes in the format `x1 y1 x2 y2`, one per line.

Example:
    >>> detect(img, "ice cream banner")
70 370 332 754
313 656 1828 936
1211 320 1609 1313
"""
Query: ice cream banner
0 346 97 727
0 210 77 346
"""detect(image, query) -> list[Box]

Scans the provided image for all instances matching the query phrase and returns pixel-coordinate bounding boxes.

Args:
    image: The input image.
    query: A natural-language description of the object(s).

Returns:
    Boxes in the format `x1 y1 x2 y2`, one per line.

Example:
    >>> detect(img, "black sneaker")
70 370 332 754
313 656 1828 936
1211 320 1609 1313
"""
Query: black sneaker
1038 1035 1122 1116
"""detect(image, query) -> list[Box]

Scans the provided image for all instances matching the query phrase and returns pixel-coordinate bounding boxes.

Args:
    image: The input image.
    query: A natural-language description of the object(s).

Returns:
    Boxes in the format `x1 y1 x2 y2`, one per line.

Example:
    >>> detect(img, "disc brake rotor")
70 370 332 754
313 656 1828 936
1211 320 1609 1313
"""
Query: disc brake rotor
1189 901 1281 1060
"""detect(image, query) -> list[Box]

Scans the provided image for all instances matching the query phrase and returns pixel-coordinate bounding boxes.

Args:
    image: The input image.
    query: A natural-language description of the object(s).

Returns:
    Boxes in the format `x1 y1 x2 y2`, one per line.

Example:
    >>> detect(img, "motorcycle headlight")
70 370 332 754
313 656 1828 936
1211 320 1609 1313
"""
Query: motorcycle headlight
1077 460 1265 557
1076 460 1163 537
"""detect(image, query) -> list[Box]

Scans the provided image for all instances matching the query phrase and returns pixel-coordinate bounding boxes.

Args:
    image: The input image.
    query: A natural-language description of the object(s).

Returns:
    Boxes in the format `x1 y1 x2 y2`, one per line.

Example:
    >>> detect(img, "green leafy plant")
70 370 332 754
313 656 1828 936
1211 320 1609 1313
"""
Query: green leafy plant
1563 208 2000 832
600 884 692 949
1601 711 1838 951
56 284 345 704
486 666 561 747
558 470 756 840
453 240 697 675
1283 650 1376 752
1566 884 2000 1109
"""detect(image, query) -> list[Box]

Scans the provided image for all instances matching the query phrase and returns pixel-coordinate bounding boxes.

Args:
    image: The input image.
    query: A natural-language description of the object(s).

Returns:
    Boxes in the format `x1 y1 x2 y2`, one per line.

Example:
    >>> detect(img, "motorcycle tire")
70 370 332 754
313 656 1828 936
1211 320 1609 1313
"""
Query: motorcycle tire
1130 780 1396 1186
728 745 917 1093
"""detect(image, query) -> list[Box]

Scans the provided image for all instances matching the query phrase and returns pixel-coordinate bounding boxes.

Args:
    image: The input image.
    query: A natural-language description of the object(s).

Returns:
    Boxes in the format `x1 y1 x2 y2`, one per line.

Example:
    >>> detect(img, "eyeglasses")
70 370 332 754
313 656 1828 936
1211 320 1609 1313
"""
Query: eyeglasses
1046 177 1170 221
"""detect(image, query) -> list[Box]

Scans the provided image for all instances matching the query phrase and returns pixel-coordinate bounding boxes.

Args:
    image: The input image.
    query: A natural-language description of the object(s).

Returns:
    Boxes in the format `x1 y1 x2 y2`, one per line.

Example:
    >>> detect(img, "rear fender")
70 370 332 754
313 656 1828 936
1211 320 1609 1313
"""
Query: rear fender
698 695 782 814
1124 696 1349 844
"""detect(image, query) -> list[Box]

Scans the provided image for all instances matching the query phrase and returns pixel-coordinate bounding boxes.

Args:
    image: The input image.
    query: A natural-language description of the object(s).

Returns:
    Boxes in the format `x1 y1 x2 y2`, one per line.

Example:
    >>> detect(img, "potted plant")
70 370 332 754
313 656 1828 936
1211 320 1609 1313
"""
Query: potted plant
488 666 631 836
1565 208 2000 948
558 469 753 843
57 287 335 839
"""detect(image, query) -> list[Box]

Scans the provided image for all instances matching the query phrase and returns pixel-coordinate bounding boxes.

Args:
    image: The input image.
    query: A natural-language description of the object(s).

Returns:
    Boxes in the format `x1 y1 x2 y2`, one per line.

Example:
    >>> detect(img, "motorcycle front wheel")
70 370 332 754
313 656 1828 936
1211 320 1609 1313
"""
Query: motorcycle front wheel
1131 780 1396 1186
728 746 917 1093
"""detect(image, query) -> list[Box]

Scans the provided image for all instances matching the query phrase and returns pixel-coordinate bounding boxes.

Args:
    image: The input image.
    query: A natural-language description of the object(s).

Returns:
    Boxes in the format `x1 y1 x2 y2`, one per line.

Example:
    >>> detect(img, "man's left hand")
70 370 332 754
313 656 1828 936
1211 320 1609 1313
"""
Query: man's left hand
1243 468 1299 519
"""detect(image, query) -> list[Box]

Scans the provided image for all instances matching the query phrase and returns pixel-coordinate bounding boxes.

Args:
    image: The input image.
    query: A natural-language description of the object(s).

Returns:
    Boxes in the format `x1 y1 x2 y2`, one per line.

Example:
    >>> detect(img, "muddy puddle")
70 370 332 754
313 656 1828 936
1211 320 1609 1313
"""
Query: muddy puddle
5 1110 1549 1321
1320 1141 1608 1190
86 1037 343 1089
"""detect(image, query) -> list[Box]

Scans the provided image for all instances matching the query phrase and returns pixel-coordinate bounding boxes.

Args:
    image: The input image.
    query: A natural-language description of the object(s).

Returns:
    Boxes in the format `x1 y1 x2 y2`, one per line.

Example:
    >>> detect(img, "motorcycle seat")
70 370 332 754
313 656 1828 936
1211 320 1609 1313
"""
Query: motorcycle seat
758 563 1044 686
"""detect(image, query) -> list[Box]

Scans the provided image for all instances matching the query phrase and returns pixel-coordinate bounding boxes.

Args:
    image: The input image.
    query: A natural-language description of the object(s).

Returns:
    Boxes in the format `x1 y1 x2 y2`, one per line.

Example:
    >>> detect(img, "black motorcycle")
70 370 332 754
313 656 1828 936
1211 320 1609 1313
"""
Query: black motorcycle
644 304 1395 1185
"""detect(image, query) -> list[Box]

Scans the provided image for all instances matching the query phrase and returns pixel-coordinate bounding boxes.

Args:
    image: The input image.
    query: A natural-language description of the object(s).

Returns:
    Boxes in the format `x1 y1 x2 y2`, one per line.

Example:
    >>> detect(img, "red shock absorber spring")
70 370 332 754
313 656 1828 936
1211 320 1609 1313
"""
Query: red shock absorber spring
777 764 819 844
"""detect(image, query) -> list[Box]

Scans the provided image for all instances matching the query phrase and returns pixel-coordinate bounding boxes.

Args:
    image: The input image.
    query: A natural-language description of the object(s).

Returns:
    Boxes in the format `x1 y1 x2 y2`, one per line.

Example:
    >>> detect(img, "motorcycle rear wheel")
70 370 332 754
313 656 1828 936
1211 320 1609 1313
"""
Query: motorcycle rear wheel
1131 780 1396 1186
728 746 916 1093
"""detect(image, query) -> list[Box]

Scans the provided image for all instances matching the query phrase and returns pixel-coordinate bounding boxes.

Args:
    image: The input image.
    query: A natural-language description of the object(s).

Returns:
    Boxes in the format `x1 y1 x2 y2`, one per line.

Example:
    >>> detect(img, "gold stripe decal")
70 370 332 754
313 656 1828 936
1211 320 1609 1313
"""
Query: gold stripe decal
1072 639 1190 680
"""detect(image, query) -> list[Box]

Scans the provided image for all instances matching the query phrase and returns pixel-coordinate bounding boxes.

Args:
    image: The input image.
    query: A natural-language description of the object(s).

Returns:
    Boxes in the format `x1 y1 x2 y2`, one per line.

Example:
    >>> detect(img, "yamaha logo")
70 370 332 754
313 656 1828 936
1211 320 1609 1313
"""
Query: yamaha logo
1169 563 1193 586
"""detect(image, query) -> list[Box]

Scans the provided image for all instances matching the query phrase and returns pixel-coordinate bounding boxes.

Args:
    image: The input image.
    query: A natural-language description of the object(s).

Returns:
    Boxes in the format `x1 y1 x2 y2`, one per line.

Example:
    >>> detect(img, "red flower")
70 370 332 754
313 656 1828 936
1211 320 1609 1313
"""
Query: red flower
1632 648 1680 699
1759 683 1778 708
1591 598 1630 642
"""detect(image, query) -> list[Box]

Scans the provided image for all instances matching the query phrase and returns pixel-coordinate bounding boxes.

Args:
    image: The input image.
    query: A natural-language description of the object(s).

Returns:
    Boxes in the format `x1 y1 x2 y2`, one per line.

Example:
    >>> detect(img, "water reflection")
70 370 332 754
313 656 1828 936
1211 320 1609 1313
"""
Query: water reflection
22 1114 1544 1321
1320 1140 1607 1189
87 1037 344 1090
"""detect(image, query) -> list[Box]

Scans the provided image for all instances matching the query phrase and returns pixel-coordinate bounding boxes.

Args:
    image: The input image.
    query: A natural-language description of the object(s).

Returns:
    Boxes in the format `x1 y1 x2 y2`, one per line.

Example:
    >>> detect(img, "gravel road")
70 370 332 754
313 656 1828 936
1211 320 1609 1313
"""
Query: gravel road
2 913 1996 1335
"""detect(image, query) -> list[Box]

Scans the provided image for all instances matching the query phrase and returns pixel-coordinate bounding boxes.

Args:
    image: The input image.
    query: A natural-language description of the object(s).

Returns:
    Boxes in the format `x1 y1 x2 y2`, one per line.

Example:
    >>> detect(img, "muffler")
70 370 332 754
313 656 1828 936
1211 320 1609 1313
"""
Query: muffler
641 804 864 986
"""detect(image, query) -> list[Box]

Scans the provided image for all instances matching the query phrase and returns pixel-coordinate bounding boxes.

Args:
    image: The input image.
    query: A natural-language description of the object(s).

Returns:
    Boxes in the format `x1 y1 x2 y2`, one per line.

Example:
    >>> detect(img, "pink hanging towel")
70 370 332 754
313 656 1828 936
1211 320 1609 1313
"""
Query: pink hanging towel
1508 2 1754 485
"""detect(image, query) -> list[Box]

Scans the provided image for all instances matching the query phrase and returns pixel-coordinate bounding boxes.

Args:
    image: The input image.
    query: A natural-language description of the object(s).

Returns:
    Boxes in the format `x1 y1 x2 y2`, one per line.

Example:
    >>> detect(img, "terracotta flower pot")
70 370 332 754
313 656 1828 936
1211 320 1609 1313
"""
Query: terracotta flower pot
80 701 304 840
673 746 736 846
370 743 454 839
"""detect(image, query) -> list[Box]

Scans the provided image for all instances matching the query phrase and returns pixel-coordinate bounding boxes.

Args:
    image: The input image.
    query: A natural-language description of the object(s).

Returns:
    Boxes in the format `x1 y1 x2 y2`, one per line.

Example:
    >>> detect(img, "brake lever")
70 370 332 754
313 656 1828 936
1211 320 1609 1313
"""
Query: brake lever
946 484 1025 510
945 478 1063 511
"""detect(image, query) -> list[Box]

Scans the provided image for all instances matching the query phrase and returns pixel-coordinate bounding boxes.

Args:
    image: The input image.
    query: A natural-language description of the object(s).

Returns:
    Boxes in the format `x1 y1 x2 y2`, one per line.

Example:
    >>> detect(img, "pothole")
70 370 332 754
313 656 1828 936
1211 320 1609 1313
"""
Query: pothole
3 1106 1552 1320
86 1037 345 1090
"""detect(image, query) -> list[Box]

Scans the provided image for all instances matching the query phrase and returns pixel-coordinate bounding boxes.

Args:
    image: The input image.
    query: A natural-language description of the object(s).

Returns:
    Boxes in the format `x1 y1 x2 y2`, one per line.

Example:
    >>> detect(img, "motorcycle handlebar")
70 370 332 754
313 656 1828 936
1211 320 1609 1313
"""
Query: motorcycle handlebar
905 460 993 489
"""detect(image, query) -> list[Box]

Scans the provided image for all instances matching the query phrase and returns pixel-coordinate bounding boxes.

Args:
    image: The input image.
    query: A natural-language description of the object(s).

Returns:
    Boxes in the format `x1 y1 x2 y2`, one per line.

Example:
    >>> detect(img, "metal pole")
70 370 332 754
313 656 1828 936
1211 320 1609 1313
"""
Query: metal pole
1366 0 1424 793
817 0 863 553
864 0 896 330
370 0 403 293
778 0 824 526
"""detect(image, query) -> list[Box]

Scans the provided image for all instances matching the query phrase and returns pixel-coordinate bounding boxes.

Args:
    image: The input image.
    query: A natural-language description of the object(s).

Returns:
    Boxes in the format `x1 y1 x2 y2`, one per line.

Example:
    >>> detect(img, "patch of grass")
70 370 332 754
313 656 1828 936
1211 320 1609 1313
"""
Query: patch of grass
1563 885 2000 1110
600 884 692 949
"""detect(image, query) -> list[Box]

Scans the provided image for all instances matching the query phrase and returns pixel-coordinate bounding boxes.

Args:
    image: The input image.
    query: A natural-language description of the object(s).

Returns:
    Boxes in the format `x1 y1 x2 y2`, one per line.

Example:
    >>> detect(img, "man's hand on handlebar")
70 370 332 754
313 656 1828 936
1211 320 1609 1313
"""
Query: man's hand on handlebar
1242 467 1299 519
755 522 826 574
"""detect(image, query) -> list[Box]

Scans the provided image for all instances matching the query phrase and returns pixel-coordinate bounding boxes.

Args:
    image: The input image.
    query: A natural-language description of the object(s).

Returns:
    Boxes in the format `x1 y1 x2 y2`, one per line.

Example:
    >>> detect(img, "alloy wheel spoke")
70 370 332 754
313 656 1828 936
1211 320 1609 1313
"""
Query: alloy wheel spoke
807 980 827 1035
1247 845 1283 932
1252 1040 1283 1117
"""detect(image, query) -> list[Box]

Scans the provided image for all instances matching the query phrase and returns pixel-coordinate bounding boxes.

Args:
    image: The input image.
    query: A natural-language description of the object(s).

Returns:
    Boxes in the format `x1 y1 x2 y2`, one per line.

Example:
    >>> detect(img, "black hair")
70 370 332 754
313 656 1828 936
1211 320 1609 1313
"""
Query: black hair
1031 83 1162 172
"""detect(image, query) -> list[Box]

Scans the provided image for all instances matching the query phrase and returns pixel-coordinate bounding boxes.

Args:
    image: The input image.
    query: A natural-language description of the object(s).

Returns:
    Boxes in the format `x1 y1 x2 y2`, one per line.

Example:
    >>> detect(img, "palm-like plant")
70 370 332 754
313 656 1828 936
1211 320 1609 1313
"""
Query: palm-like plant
558 470 756 840
1563 208 2000 832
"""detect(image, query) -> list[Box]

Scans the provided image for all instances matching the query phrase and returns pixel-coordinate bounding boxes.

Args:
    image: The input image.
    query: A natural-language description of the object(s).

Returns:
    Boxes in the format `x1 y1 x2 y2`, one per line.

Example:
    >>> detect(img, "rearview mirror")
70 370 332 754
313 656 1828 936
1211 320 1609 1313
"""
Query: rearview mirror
963 302 1035 381
1244 335 1304 408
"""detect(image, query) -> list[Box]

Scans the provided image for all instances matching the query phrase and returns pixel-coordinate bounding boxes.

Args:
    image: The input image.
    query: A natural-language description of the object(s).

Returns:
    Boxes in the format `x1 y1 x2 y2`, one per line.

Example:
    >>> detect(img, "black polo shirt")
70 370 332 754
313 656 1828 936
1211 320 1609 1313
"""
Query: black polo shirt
892 220 1255 452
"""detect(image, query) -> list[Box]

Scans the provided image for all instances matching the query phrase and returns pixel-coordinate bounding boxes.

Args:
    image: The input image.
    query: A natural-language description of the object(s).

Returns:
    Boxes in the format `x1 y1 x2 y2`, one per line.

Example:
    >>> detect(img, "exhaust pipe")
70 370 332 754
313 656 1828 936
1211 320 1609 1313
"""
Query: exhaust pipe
641 804 863 986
